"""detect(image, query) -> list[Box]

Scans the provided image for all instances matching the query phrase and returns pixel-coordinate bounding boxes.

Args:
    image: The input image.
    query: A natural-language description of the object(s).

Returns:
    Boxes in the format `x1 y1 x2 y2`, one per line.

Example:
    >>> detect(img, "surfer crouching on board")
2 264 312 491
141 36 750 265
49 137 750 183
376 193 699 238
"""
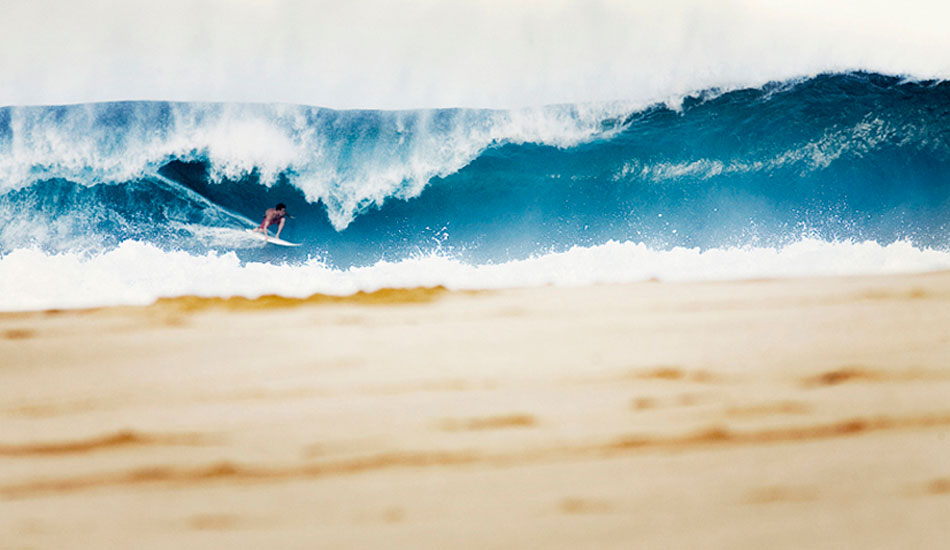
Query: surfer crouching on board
253 203 288 241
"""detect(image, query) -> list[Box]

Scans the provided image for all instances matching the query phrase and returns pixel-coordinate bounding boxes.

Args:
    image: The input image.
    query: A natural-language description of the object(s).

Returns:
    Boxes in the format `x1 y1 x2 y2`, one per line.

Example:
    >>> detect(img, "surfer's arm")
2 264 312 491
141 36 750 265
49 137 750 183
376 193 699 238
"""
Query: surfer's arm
275 218 285 239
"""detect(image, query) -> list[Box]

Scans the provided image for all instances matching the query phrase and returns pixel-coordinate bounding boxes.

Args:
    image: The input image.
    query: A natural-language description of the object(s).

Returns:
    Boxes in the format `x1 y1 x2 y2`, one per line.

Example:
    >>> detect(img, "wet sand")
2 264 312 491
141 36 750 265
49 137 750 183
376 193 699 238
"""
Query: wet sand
2 272 950 549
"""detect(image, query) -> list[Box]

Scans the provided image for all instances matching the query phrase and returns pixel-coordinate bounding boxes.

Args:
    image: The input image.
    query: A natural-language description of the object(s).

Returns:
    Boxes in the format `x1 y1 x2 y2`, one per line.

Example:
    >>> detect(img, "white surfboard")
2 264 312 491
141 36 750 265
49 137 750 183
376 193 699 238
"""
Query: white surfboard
245 229 302 247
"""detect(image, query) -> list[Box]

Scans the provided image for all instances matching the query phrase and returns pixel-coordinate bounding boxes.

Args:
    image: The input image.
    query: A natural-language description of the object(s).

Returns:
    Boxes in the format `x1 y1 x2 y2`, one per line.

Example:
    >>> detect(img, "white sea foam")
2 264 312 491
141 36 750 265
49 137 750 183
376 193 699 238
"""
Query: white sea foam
2 239 948 312
613 116 930 183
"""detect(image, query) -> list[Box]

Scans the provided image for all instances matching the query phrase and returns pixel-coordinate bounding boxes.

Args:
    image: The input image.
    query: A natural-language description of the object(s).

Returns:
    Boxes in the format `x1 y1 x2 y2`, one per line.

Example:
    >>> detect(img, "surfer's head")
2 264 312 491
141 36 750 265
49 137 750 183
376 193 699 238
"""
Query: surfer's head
276 203 286 212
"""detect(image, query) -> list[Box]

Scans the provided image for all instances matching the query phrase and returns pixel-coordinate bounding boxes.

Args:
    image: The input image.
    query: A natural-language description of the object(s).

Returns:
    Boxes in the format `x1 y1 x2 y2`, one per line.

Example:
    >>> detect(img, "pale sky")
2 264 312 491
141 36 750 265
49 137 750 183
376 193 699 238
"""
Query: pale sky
2 0 949 109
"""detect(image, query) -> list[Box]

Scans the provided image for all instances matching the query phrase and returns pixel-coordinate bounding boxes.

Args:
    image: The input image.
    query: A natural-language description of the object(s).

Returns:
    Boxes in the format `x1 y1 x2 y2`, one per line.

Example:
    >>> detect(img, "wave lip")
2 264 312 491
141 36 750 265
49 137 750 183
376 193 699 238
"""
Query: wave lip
0 101 633 230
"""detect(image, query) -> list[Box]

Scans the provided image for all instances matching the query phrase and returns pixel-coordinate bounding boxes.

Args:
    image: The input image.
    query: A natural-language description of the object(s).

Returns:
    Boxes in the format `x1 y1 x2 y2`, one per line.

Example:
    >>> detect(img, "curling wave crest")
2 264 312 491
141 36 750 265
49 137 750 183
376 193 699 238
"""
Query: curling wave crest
0 102 632 229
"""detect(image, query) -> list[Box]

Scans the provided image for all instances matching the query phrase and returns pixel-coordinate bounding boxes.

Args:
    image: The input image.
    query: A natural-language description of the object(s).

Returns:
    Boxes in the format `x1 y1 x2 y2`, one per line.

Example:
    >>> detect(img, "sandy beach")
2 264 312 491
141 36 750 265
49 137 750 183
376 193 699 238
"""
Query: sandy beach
2 271 950 549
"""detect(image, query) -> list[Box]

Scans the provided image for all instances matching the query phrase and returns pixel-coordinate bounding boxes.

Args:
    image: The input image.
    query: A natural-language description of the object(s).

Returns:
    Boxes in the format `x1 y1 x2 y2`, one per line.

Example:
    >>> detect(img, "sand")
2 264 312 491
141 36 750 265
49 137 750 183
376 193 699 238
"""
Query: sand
2 272 950 549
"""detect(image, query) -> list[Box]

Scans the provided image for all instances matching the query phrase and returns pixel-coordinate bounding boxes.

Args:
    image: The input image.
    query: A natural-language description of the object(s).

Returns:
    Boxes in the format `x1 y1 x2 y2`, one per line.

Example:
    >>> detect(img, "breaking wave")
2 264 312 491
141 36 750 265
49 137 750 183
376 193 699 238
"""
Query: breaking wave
2 72 949 310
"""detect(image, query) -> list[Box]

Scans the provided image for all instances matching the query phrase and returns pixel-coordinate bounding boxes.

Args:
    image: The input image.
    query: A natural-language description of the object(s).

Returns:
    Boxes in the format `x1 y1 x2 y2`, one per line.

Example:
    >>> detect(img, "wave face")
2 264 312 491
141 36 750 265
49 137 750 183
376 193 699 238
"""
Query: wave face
2 72 950 309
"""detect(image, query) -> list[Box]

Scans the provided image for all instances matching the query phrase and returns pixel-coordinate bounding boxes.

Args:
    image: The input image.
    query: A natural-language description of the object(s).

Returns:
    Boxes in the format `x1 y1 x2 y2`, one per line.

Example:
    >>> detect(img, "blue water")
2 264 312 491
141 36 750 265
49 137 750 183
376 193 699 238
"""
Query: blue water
1 72 949 310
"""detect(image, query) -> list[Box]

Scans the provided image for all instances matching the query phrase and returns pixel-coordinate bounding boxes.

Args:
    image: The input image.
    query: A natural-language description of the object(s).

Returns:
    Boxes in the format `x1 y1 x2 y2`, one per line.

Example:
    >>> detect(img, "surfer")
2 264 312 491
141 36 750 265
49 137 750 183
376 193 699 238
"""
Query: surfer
253 203 289 241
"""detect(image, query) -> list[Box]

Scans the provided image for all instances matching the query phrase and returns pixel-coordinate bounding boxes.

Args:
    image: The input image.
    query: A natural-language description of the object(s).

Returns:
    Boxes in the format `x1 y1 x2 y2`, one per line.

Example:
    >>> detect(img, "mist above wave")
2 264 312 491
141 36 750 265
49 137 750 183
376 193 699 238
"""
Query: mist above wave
3 1 950 109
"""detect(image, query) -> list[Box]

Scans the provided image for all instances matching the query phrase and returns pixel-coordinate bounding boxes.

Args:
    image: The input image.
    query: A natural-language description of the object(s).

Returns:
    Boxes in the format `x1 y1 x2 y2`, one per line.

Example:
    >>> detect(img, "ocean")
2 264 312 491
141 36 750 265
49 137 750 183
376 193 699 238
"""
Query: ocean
1 72 949 310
